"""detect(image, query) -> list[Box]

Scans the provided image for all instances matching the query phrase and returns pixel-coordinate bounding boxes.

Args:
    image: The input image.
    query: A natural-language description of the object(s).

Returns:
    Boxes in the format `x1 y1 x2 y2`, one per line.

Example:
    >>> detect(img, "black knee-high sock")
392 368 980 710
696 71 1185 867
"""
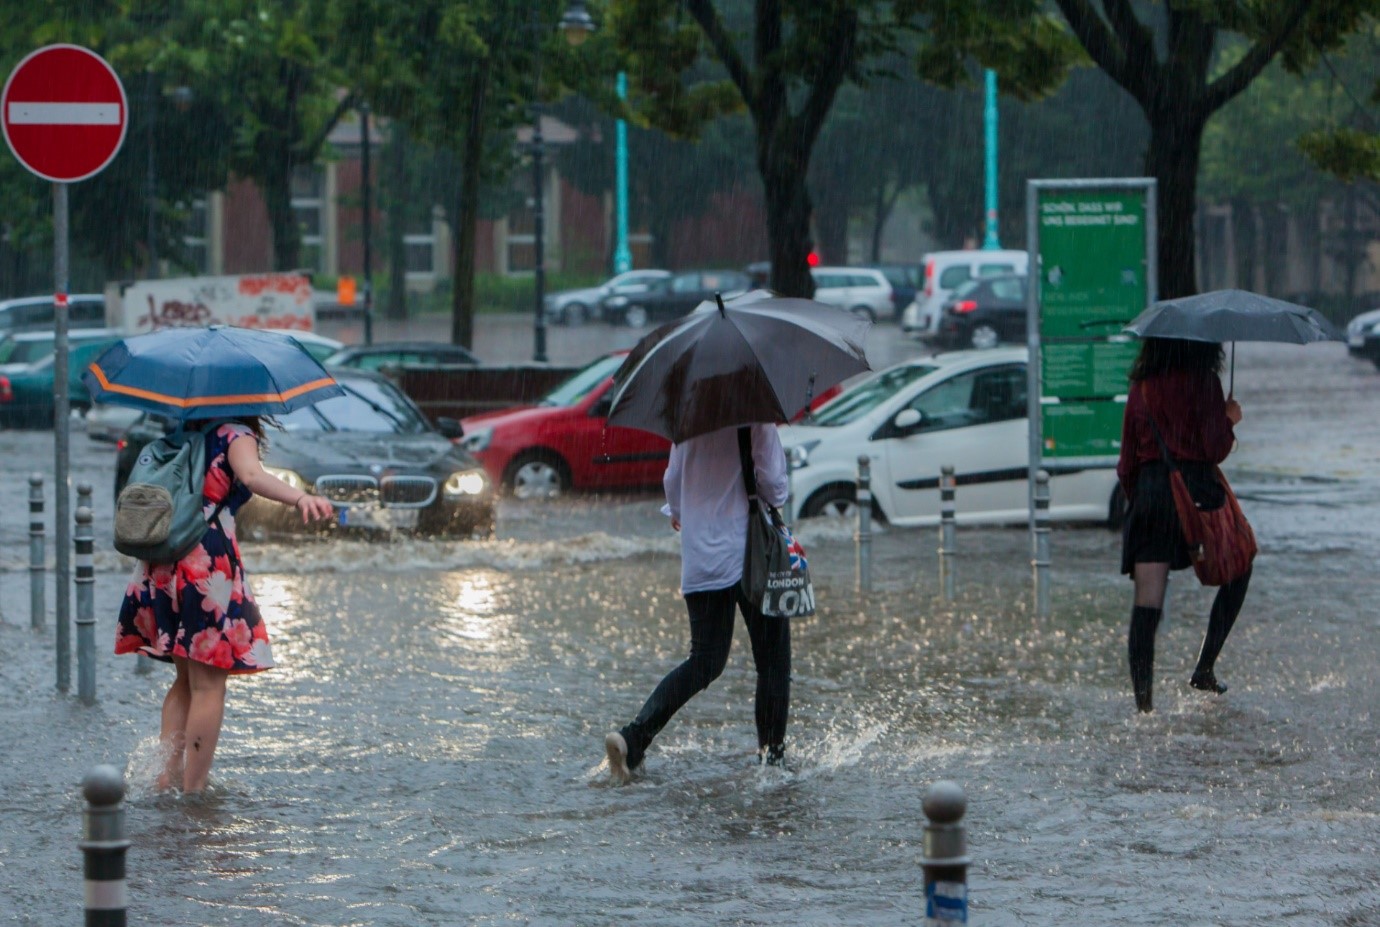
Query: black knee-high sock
1129 605 1162 713
1194 569 1251 680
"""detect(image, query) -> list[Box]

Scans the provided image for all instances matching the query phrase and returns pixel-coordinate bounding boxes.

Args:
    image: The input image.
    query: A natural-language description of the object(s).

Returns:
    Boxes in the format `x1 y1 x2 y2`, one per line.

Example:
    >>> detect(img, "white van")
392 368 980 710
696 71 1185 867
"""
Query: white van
901 250 1028 339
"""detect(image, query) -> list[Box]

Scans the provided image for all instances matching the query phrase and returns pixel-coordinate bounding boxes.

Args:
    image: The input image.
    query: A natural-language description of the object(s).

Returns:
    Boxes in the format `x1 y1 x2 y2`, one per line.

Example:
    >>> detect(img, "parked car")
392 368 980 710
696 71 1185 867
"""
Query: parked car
459 353 671 499
901 249 1028 339
780 347 1122 527
602 269 752 328
544 270 671 326
1344 307 1380 365
0 330 123 428
935 274 1028 350
810 266 895 322
0 293 107 335
868 264 922 317
324 340 479 371
114 369 494 540
87 330 344 442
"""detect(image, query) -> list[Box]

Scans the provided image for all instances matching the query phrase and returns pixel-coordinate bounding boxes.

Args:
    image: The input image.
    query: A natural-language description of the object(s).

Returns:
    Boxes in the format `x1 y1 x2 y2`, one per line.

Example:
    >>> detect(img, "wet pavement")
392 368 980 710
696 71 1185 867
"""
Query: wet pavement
0 322 1378 926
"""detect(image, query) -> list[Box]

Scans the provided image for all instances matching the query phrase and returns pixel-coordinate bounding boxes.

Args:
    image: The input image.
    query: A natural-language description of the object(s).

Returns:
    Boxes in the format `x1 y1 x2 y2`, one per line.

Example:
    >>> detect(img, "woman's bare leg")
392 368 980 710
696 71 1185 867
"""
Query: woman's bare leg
157 659 191 791
182 661 230 793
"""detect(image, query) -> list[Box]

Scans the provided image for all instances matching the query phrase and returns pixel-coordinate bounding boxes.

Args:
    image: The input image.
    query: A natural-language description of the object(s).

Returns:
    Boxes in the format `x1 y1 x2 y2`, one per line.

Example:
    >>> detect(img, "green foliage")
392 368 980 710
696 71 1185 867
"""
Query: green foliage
1299 126 1380 181
413 270 607 316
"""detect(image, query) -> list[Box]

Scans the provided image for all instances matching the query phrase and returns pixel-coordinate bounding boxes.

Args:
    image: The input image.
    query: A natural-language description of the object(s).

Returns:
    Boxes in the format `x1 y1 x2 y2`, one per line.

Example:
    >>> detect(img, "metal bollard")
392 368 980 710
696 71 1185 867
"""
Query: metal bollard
1032 469 1051 618
938 466 956 600
922 780 970 925
80 765 130 927
855 455 872 593
29 473 45 630
76 504 97 704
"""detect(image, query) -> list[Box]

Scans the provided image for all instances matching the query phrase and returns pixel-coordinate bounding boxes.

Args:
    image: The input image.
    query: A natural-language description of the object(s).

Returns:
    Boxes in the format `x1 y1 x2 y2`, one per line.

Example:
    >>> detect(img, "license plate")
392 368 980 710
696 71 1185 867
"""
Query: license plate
338 505 419 530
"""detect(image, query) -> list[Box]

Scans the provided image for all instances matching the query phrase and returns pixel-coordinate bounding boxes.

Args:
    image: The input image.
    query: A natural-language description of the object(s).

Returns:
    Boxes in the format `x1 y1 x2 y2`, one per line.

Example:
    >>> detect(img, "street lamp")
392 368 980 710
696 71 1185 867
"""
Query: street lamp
531 1 597 363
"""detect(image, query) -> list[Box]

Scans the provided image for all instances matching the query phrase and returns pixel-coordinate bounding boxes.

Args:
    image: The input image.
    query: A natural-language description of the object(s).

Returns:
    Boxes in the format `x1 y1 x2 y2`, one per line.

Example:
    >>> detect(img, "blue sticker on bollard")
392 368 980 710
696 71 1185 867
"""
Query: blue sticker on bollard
925 880 968 924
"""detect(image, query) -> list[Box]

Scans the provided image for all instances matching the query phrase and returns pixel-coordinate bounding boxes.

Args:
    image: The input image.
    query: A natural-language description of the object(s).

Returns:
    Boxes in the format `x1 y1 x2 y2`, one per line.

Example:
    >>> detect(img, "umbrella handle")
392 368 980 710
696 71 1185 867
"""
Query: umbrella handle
1229 342 1235 400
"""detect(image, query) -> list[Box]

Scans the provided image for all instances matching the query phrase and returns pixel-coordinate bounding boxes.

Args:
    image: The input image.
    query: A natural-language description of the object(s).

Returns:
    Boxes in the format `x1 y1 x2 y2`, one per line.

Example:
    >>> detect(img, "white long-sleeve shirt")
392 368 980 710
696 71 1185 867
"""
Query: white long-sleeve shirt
662 423 788 594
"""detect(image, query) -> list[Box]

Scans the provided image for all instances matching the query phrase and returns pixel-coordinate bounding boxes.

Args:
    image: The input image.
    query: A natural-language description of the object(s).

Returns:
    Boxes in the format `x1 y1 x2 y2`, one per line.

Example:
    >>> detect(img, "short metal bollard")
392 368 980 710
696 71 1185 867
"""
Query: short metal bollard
80 765 130 927
938 466 957 600
29 473 45 630
855 455 872 593
1032 469 1051 618
76 504 97 704
922 780 970 925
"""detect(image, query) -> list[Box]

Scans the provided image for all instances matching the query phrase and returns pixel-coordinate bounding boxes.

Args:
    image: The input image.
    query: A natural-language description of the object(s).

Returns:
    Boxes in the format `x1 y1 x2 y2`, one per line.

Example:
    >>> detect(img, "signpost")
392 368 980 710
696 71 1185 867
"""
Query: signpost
3 44 127 692
1025 178 1156 529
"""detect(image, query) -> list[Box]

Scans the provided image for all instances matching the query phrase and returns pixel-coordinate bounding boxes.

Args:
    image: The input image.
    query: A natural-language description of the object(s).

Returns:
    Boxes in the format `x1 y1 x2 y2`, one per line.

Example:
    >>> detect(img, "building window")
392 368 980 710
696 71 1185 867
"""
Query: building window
292 165 326 273
180 197 209 274
404 207 438 280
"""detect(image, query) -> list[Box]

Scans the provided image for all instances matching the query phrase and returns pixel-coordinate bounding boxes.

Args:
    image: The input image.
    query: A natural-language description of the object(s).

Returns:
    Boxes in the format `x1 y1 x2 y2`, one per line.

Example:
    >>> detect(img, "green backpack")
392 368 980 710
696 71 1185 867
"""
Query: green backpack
114 421 235 564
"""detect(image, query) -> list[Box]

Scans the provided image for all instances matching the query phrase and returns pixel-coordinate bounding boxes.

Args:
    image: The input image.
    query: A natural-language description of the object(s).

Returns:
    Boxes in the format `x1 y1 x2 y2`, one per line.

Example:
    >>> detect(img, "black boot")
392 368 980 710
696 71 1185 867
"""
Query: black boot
1128 605 1162 713
1191 570 1250 696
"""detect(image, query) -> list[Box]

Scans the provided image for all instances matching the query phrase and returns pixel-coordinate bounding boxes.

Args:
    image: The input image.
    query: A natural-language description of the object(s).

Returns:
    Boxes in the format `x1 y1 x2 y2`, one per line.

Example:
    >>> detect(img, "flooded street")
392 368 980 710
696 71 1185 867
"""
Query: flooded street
1 330 1378 925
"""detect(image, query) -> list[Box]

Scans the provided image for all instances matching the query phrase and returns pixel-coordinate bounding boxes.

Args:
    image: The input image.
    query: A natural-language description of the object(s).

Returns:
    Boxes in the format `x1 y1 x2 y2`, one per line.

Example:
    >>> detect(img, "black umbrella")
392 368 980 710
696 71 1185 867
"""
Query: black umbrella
1123 289 1344 394
606 289 871 443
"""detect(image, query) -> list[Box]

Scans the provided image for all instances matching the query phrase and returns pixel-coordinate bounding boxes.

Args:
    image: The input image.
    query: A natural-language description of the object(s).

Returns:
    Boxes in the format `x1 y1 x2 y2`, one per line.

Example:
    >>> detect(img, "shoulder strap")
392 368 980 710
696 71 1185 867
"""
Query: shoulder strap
736 426 759 504
1140 382 1178 471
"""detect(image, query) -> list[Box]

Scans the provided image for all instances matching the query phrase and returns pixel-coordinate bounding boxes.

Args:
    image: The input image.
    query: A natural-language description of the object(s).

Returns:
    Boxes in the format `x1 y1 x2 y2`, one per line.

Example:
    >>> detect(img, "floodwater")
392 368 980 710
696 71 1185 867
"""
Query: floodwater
1 335 1378 926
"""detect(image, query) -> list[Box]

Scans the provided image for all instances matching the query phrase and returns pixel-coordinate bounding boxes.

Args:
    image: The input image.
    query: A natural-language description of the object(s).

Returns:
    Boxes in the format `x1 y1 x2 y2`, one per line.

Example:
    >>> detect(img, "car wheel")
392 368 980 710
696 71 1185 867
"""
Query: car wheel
802 484 859 520
1108 483 1128 531
563 302 589 327
506 452 571 500
850 305 876 323
969 323 1000 350
624 305 649 328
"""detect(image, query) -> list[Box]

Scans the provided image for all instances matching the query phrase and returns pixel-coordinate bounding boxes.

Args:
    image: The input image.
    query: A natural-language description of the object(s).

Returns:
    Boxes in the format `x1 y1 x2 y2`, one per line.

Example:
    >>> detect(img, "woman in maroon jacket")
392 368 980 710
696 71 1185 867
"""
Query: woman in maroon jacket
1116 337 1249 713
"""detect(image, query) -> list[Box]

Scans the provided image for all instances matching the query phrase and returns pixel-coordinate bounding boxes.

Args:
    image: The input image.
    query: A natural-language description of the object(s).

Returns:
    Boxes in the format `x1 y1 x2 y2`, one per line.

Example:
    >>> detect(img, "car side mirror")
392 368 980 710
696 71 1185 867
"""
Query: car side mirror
893 408 924 431
434 416 464 440
590 394 613 418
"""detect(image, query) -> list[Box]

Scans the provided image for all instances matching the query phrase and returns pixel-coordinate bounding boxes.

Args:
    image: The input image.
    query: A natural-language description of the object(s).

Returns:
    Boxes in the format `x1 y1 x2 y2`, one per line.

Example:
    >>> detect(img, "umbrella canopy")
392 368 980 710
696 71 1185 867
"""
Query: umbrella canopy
606 289 871 443
1123 290 1343 344
83 325 345 422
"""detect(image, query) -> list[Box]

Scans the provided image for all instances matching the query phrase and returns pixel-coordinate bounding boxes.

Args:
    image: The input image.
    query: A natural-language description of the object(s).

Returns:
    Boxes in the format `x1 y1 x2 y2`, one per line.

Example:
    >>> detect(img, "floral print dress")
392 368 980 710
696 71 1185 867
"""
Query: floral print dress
115 423 274 673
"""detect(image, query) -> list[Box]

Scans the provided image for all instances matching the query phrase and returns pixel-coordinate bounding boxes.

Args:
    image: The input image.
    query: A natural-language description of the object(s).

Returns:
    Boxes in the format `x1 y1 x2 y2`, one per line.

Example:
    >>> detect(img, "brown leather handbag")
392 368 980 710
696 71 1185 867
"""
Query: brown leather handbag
1146 412 1257 586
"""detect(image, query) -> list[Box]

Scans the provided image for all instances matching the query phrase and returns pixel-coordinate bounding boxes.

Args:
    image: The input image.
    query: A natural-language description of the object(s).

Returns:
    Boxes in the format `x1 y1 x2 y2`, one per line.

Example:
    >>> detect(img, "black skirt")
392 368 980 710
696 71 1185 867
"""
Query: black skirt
1120 461 1225 575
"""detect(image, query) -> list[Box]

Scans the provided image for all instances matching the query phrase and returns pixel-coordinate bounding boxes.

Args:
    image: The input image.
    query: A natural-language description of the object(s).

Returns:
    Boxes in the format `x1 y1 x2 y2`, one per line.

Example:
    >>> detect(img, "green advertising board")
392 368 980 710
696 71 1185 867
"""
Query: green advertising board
1027 179 1155 468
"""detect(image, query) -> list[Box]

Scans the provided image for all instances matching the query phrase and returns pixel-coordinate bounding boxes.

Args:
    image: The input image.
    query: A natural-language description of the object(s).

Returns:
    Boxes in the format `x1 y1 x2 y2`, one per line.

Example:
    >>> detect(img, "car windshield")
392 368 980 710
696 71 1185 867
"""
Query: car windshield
541 354 624 407
0 338 51 365
277 379 429 434
809 364 938 426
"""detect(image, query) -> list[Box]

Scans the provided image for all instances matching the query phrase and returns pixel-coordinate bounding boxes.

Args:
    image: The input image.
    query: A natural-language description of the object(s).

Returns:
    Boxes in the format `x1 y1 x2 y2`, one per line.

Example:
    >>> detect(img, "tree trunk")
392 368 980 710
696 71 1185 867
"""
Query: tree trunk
385 127 409 321
450 63 491 348
1144 111 1208 299
263 162 300 272
812 180 849 265
761 138 815 298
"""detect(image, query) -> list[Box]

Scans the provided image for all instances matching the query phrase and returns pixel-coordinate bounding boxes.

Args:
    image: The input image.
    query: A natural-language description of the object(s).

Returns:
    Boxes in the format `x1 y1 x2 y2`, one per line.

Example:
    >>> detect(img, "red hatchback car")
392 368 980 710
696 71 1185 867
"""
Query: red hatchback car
458 353 670 499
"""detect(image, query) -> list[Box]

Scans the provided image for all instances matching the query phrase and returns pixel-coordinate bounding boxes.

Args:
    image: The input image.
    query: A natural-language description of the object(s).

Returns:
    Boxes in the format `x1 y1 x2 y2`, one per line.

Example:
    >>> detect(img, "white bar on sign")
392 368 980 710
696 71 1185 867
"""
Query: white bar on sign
7 102 121 125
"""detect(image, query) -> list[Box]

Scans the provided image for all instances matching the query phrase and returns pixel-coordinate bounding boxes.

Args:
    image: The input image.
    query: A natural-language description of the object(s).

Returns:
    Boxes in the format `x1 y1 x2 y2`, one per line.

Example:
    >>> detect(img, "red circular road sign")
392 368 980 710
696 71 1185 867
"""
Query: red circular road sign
2 44 127 183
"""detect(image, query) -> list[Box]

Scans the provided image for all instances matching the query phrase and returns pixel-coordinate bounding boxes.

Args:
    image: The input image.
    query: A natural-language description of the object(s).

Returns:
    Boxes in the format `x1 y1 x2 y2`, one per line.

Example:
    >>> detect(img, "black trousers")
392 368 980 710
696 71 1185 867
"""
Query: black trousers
620 583 791 769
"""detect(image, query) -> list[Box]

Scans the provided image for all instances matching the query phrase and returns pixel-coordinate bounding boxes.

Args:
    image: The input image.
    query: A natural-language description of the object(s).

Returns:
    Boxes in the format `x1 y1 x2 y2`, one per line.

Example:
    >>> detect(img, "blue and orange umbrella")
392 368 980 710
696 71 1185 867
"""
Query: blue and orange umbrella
83 325 345 422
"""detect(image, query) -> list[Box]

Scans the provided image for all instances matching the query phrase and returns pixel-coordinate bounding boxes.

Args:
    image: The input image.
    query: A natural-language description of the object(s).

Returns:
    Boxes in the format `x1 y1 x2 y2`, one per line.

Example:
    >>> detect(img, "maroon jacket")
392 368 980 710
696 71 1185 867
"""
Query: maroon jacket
1117 368 1236 500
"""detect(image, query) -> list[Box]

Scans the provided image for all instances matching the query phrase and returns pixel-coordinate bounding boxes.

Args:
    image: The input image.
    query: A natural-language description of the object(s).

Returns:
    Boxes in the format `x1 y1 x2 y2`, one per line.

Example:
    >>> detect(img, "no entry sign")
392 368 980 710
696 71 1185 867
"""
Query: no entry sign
2 44 127 183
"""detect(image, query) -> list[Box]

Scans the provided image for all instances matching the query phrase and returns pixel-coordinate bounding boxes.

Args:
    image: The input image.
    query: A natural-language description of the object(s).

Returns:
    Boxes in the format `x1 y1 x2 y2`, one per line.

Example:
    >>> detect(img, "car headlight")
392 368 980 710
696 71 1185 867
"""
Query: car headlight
444 469 489 497
786 441 819 469
605 295 629 309
460 427 493 452
264 466 308 492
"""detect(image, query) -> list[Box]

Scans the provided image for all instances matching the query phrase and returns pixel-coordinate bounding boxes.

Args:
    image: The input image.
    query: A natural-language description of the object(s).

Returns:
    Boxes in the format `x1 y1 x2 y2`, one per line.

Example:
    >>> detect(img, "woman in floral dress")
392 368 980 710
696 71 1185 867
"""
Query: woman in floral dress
115 419 334 793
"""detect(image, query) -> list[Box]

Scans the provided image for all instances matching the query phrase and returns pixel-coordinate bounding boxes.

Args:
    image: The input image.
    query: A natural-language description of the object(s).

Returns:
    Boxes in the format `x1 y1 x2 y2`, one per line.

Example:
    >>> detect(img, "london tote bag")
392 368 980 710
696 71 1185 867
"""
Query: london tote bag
737 427 816 617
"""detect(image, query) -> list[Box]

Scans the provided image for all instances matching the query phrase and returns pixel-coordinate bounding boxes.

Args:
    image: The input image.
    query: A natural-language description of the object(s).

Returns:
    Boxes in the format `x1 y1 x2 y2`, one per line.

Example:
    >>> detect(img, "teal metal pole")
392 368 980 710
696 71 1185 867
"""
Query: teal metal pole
613 72 632 273
982 69 1000 250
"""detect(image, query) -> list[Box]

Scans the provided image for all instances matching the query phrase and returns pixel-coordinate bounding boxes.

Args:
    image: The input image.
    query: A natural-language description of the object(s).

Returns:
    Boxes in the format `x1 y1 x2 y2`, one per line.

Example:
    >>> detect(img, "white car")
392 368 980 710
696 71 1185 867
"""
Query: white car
1344 307 1380 361
781 347 1121 527
543 270 671 326
902 249 1028 339
811 267 895 322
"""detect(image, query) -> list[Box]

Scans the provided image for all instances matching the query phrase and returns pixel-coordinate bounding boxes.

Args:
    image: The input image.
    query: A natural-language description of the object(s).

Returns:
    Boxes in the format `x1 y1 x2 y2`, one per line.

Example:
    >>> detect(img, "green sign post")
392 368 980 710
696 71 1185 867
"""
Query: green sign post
1025 179 1156 524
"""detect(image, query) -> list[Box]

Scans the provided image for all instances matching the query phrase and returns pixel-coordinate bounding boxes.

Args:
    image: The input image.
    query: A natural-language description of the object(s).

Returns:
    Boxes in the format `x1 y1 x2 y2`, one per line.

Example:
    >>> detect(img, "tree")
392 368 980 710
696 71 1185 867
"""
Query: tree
1048 0 1373 298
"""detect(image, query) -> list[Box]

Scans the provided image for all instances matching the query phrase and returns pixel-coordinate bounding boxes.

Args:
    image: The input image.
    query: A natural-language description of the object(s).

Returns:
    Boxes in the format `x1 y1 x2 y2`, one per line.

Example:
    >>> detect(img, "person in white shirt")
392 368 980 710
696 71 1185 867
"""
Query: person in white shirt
605 422 791 782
